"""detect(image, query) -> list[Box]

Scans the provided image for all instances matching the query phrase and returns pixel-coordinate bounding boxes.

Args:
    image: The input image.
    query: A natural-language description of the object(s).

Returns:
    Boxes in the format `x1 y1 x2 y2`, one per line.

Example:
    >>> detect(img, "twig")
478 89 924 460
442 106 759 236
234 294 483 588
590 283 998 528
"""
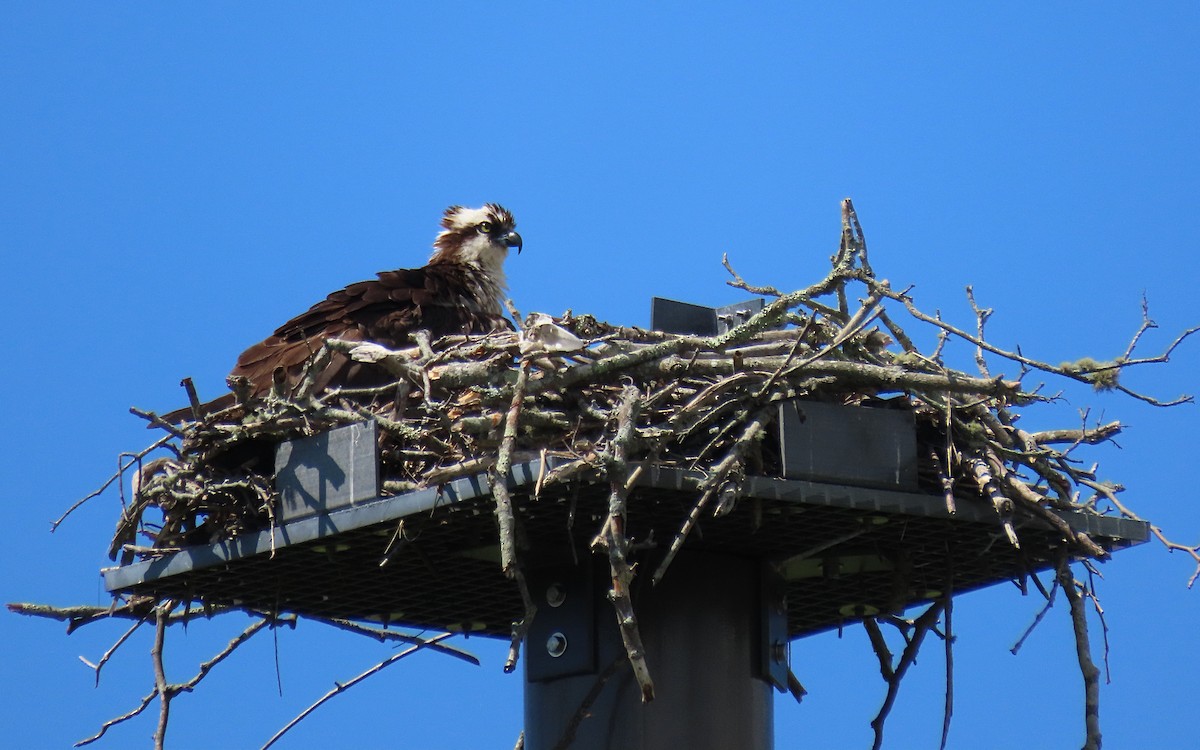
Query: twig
593 386 655 701
490 359 531 576
1079 477 1200 587
1083 566 1112 684
81 614 149 686
1059 560 1102 750
652 403 777 585
298 615 479 665
75 690 156 747
504 568 537 675
865 600 947 750
151 604 170 750
51 434 174 531
940 589 955 750
550 653 629 750
1010 571 1061 655
260 632 457 750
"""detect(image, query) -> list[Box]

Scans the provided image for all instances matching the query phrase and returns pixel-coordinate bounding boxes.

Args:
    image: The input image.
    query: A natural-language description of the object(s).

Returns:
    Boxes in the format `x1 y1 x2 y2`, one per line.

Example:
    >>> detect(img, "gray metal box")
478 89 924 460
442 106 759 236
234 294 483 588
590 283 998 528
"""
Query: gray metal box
777 400 917 490
275 420 380 522
651 297 765 336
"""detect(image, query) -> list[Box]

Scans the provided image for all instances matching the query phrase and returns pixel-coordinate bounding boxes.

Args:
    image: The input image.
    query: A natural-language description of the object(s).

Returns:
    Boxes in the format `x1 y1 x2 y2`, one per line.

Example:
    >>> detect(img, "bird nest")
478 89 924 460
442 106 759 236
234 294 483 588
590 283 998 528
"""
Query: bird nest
116 219 1178 574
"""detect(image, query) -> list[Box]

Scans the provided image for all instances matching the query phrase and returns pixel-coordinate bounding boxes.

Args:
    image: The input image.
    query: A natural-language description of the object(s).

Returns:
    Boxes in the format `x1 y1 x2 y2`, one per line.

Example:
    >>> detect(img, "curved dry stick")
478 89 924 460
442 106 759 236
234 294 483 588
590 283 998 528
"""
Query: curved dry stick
863 276 1196 407
1080 477 1200 587
52 434 174 531
259 632 457 750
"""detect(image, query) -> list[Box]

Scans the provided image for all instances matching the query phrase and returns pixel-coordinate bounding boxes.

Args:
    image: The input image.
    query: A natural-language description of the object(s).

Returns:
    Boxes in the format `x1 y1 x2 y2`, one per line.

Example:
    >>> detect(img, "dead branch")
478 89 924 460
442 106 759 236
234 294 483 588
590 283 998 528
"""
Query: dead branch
151 605 170 750
652 403 777 586
298 614 479 665
490 358 538 675
1059 560 1102 750
1080 477 1200 587
81 614 148 686
504 568 537 675
6 599 224 634
550 653 629 750
1010 570 1061 656
864 600 947 750
940 590 955 750
593 386 655 701
52 434 174 531
491 358 532 577
259 632 457 750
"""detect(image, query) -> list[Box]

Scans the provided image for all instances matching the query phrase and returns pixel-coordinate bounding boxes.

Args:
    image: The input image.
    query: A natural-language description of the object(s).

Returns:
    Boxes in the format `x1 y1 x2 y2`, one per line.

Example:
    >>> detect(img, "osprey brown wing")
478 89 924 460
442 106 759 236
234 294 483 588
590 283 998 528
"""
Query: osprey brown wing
159 203 520 422
231 263 512 393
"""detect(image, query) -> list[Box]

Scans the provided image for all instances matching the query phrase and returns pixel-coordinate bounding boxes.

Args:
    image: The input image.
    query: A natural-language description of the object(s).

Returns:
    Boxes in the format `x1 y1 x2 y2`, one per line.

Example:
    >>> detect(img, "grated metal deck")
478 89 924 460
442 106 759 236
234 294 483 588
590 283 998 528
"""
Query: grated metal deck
103 461 1148 639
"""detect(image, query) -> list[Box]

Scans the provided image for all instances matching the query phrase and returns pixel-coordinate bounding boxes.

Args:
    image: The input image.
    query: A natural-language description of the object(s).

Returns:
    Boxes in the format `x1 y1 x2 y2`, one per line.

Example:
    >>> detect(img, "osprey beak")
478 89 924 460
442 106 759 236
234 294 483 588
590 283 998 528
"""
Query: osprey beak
505 230 523 254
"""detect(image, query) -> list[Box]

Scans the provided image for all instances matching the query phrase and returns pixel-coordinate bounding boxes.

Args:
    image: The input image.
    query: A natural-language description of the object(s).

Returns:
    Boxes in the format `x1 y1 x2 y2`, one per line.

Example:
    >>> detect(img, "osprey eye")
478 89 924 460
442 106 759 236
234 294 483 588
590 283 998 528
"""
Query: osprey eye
477 221 493 234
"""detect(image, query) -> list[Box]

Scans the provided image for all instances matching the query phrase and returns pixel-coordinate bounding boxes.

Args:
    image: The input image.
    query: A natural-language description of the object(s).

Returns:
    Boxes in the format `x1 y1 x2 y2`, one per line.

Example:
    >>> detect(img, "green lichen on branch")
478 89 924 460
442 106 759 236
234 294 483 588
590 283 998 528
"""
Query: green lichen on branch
1059 357 1122 392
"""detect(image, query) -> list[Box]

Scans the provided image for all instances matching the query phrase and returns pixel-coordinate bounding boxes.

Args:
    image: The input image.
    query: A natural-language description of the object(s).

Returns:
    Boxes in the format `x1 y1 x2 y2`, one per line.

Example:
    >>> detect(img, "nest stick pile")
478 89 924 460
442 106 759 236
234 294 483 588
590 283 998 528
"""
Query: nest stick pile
119 203 1182 574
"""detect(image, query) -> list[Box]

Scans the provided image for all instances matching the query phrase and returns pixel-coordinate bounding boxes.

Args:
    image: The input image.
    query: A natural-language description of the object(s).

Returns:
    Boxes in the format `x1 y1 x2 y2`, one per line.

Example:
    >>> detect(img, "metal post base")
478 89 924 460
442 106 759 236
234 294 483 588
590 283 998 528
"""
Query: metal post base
524 553 774 750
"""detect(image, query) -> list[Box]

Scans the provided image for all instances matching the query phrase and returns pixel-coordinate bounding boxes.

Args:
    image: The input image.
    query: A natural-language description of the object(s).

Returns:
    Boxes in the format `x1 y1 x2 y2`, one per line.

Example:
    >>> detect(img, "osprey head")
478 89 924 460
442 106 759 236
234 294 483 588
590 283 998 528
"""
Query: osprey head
430 204 522 275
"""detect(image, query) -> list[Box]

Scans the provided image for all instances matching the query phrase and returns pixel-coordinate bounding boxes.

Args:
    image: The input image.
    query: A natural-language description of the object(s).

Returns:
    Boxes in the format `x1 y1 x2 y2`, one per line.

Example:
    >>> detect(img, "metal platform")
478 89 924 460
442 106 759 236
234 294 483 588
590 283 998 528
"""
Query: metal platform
103 457 1149 639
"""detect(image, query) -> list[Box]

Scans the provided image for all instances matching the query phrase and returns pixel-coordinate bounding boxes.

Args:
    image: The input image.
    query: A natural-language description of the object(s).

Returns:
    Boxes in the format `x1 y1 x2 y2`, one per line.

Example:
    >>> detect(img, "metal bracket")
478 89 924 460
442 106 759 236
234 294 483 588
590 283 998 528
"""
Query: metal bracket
761 563 789 692
777 400 918 490
525 562 597 682
651 297 765 336
274 420 380 522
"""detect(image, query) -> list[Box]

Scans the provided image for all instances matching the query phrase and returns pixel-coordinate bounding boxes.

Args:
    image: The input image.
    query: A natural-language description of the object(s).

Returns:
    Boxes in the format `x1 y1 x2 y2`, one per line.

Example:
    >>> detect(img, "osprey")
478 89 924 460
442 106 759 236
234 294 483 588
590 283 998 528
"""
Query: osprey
168 203 521 420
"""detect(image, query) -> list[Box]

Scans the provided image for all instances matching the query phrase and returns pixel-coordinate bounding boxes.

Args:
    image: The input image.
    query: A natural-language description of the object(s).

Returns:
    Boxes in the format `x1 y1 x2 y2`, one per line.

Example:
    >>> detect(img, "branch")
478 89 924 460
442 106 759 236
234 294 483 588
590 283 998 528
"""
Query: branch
298 615 479 666
6 599 212 635
593 386 655 701
80 615 148 686
1010 572 1061 655
259 632 457 750
550 654 629 750
865 600 947 750
1080 477 1200 587
940 591 955 750
488 358 537 675
52 435 174 531
862 276 1196 407
151 605 170 750
651 402 777 586
490 359 531 577
1059 561 1102 750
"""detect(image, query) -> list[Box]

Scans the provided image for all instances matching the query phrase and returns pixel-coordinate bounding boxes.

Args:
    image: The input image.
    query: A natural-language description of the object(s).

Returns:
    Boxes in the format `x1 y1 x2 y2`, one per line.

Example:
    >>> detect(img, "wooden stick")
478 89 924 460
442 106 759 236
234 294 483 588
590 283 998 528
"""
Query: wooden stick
259 632 457 750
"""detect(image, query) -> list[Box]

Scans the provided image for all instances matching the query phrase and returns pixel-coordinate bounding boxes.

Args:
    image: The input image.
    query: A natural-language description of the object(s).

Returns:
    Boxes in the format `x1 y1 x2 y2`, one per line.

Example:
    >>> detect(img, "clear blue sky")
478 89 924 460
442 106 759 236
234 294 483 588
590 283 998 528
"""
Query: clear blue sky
3 4 1198 748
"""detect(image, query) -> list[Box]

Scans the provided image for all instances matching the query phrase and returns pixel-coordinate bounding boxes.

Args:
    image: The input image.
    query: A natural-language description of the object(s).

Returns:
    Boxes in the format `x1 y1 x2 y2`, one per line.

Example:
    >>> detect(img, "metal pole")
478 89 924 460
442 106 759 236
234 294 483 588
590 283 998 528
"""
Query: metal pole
524 552 774 749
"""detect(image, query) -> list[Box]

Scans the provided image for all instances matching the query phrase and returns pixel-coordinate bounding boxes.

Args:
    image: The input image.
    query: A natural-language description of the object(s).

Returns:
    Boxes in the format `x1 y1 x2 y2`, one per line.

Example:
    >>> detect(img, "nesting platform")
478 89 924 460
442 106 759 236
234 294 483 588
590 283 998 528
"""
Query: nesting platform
103 447 1148 639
